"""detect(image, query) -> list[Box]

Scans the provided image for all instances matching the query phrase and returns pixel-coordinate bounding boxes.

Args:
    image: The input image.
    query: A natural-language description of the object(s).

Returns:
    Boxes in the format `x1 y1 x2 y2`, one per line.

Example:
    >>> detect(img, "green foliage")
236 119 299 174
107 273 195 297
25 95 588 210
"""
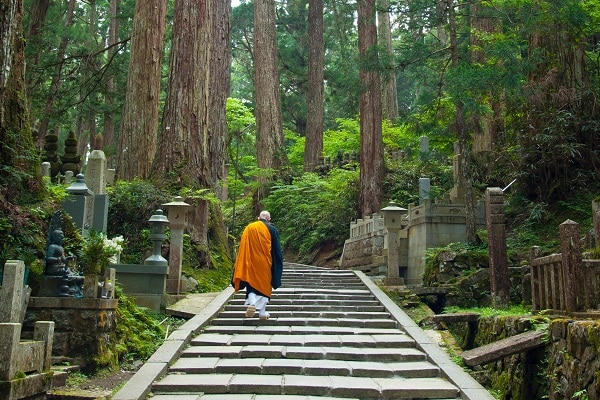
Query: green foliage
114 286 178 362
443 304 533 317
78 230 119 275
423 242 489 286
107 180 171 264
262 169 360 259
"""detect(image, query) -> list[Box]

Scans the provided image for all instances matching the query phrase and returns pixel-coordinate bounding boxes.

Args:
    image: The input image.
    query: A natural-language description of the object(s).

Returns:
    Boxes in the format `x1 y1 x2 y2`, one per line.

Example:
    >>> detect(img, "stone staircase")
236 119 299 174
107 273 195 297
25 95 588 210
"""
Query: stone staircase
114 263 494 400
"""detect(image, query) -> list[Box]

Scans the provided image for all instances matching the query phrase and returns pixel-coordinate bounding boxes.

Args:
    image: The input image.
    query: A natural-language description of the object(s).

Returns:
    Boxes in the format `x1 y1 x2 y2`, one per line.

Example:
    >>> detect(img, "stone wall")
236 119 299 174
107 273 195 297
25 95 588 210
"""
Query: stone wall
446 316 600 400
547 319 600 399
23 297 118 371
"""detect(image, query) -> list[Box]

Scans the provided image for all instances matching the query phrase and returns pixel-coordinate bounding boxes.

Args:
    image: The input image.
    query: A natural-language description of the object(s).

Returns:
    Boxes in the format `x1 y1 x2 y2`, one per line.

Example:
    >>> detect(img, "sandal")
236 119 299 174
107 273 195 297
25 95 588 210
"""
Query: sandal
245 305 256 318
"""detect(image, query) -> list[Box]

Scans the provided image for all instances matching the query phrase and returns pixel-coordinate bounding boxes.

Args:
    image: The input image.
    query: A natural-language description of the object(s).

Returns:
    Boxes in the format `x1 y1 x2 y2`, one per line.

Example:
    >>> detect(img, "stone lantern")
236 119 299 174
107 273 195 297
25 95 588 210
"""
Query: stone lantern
162 197 191 294
63 173 93 236
145 209 169 267
381 201 407 286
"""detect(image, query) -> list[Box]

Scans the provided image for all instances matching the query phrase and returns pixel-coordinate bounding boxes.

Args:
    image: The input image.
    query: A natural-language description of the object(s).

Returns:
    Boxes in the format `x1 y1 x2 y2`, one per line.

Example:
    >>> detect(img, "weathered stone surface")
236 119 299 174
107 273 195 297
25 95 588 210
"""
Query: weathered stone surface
461 329 547 367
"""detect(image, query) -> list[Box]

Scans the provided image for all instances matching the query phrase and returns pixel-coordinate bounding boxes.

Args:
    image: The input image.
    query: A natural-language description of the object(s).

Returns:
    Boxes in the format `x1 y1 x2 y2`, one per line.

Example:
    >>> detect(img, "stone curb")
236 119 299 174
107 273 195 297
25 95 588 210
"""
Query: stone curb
355 270 496 400
111 286 234 400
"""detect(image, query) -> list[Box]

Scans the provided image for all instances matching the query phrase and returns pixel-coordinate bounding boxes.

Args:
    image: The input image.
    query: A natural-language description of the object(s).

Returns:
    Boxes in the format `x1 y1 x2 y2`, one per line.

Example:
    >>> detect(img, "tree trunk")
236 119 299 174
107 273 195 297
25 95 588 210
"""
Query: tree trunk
303 0 325 172
203 0 230 198
116 0 166 180
378 0 398 122
254 0 286 207
152 0 202 185
448 0 477 243
0 0 42 197
103 0 120 167
24 0 49 149
357 0 384 217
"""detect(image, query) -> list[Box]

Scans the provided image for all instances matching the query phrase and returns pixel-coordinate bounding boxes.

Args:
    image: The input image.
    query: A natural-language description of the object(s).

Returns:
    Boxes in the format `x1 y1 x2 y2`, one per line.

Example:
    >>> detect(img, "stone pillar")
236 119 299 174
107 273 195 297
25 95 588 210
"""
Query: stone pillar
163 197 191 294
0 260 26 324
381 202 407 286
419 136 429 159
450 153 465 203
559 220 581 313
485 187 509 308
593 200 600 248
419 178 430 204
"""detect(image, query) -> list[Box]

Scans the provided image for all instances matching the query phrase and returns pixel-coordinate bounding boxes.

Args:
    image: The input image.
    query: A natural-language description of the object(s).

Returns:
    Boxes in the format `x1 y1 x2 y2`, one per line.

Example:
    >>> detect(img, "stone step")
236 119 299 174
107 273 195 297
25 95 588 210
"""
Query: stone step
217 310 392 319
203 325 406 336
234 289 375 301
229 299 380 307
152 373 460 399
224 304 386 312
189 333 416 348
170 357 440 378
180 345 427 362
151 395 361 400
209 317 399 328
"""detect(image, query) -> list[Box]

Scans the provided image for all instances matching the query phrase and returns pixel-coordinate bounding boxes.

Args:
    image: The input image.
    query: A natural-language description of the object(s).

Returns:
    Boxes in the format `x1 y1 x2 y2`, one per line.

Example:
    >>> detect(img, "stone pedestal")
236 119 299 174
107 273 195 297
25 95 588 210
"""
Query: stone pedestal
23 297 118 370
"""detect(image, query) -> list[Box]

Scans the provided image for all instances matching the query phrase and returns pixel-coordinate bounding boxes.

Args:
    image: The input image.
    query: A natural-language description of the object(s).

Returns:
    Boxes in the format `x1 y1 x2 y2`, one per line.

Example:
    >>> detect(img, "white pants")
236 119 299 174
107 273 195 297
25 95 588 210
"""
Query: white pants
245 291 269 315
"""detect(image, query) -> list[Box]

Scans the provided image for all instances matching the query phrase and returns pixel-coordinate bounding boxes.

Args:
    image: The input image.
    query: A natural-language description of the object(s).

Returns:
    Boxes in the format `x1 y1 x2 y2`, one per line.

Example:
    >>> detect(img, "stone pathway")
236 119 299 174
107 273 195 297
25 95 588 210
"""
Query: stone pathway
113 263 494 400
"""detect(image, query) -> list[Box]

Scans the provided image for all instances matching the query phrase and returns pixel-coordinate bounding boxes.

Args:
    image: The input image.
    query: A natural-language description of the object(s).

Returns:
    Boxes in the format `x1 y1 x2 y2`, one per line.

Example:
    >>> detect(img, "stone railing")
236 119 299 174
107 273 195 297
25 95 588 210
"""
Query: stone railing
348 213 384 239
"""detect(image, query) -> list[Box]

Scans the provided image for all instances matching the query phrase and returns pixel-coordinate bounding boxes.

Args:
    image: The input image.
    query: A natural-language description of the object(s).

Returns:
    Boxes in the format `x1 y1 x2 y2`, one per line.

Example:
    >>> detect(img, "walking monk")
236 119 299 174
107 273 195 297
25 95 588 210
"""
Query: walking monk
232 210 283 319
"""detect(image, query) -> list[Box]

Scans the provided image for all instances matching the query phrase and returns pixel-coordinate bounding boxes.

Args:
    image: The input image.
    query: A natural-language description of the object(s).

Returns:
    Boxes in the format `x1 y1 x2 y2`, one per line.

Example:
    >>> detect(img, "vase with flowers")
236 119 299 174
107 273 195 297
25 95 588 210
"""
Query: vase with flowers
79 230 120 297
79 230 117 276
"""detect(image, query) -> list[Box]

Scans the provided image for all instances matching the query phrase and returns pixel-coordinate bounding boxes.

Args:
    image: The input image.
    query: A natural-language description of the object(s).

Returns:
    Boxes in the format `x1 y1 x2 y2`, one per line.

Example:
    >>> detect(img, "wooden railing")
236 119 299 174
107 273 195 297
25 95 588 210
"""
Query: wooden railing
530 220 599 313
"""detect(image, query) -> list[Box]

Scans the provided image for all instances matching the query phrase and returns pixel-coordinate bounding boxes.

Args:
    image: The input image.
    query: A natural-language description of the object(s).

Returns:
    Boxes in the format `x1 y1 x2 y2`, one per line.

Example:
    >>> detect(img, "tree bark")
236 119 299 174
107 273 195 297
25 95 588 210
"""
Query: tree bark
0 0 42 196
357 0 384 217
303 0 325 172
378 0 398 122
254 0 287 207
116 0 166 180
103 0 120 166
448 0 477 243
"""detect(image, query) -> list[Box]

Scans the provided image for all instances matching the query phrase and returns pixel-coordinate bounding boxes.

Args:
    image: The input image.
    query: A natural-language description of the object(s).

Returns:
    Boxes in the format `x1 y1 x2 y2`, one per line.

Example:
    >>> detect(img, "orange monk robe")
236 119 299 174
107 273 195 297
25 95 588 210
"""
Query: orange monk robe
232 220 273 297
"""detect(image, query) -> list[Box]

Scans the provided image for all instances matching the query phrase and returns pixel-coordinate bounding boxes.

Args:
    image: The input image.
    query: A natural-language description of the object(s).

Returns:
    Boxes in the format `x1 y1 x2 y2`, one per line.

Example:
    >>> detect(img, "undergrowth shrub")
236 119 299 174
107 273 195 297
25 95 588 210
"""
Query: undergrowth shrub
107 180 171 264
263 169 360 259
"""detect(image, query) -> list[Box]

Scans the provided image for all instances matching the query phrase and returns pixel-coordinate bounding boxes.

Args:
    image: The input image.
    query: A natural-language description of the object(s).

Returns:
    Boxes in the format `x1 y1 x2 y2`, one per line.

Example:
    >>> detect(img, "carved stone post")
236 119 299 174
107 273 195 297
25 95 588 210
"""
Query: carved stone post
163 197 191 294
559 219 581 313
485 187 509 308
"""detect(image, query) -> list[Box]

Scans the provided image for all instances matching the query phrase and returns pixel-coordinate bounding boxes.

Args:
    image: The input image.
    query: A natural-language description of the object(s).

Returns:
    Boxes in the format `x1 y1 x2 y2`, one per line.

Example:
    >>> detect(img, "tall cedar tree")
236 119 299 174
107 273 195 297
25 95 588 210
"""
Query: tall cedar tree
303 0 325 172
116 0 166 180
253 0 287 208
378 0 398 122
357 0 384 217
0 0 43 199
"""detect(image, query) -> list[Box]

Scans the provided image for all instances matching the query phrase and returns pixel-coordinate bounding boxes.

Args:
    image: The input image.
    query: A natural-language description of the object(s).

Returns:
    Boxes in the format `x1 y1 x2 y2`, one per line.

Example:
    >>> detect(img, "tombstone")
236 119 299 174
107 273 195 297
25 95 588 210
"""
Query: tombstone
85 150 109 233
485 187 509 308
64 170 74 184
41 162 51 178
